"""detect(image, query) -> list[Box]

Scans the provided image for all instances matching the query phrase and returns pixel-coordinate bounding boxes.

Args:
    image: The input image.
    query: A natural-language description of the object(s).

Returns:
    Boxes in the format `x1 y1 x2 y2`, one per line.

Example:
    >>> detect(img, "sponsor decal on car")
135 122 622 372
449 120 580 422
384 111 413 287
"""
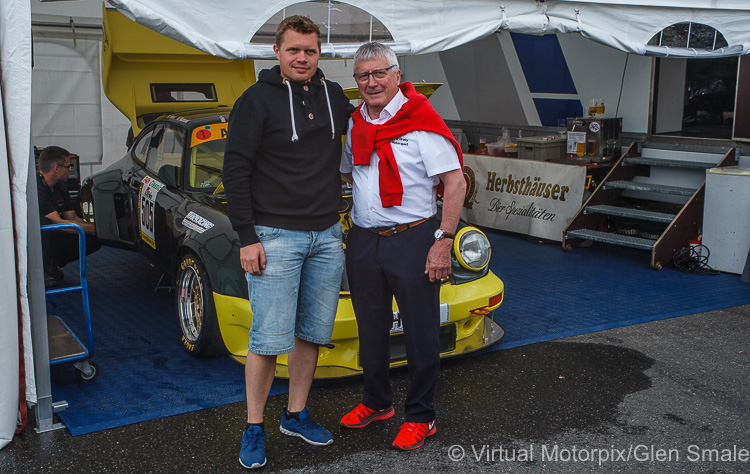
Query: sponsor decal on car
190 123 228 147
182 211 215 234
139 176 165 249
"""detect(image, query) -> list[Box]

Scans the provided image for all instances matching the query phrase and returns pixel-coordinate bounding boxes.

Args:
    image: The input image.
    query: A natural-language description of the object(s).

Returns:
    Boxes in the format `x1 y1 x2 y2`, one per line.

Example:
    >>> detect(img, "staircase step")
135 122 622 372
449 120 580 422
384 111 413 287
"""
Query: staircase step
623 156 717 169
604 180 696 196
566 229 656 251
585 205 675 223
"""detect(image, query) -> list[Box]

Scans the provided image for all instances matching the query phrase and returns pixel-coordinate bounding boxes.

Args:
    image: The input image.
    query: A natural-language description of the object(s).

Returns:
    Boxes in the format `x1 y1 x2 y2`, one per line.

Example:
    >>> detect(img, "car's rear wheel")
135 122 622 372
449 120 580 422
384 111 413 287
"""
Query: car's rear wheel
176 254 227 357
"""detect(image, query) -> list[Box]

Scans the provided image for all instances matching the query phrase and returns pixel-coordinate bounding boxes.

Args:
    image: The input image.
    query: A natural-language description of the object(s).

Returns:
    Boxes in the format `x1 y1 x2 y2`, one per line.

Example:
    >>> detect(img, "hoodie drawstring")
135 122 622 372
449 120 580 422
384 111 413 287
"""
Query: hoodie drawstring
284 79 299 143
321 79 336 140
284 77 336 142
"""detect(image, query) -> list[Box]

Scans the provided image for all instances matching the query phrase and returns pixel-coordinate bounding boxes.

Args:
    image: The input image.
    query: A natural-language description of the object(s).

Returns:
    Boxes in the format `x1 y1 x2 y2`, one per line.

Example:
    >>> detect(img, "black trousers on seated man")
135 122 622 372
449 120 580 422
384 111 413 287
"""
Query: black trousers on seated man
346 216 441 423
41 216 102 270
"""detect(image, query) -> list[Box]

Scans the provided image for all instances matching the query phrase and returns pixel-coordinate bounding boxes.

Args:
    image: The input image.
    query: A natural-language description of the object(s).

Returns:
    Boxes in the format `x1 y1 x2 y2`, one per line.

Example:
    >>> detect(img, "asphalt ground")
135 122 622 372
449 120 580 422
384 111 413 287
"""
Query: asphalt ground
2 304 748 473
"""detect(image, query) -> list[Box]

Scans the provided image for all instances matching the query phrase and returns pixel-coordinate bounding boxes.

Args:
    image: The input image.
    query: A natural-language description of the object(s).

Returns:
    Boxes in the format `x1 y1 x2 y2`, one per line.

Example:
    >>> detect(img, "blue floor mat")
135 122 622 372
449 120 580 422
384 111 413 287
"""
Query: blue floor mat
49 231 750 435
487 232 750 351
49 249 289 436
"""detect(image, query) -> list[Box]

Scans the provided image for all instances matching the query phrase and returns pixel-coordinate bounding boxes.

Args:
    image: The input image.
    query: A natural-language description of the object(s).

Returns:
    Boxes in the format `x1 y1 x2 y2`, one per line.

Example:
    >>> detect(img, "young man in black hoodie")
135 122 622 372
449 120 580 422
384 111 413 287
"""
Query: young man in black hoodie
223 15 353 470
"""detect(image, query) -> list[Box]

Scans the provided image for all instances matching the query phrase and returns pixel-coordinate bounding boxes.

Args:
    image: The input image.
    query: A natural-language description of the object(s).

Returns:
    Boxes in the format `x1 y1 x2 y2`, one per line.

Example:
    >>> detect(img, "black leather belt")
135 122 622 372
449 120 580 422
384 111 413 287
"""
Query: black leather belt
366 217 431 237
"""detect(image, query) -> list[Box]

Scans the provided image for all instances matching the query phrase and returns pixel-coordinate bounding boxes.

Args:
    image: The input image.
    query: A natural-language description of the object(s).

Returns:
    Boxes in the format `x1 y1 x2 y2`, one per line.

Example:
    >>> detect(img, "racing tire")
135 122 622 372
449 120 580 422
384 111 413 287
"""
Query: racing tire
176 254 228 357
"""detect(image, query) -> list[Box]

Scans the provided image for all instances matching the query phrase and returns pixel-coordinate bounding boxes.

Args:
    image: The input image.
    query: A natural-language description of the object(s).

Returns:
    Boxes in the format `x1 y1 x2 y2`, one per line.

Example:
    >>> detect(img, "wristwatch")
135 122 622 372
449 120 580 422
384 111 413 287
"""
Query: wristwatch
434 228 455 241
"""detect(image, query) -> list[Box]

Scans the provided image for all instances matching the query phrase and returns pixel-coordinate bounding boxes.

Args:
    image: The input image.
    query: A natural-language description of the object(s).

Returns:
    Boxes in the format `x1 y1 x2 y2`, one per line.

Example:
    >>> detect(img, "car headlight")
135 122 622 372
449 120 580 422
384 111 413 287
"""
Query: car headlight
453 227 491 271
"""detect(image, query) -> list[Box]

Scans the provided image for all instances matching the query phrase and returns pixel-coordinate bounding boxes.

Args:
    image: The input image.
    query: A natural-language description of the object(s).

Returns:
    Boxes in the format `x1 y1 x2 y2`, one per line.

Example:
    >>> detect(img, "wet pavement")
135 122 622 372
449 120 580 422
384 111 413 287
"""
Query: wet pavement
2 305 748 473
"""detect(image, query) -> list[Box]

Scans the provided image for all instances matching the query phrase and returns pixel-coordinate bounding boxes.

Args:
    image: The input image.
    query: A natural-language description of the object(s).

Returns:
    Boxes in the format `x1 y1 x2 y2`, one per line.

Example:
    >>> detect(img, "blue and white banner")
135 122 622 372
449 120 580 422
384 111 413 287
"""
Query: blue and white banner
462 154 585 242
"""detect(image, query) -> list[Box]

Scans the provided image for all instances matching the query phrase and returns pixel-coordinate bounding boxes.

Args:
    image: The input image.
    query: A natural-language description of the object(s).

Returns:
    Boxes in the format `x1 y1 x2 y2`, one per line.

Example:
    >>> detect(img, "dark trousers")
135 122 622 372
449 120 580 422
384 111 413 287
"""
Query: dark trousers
41 217 102 269
346 217 441 422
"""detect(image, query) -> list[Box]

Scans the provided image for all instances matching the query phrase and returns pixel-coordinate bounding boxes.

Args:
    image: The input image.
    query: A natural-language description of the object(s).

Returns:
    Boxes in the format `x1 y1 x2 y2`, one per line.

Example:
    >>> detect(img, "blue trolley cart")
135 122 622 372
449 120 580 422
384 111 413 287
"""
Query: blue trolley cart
42 223 98 383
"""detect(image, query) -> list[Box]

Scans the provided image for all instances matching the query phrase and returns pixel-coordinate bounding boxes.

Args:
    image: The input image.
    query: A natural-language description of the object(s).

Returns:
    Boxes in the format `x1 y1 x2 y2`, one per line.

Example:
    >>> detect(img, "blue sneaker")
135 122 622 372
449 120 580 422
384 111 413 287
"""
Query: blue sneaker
239 425 267 469
279 407 333 446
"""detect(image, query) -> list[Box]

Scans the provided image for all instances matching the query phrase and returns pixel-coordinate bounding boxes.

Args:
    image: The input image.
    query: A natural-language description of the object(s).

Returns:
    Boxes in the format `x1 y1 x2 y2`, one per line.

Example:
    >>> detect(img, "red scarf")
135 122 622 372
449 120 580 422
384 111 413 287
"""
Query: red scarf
351 82 463 207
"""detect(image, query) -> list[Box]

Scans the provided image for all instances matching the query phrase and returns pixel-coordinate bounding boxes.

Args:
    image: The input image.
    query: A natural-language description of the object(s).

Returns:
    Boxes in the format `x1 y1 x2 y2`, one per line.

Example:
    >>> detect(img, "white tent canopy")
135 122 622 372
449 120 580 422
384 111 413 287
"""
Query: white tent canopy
107 0 750 59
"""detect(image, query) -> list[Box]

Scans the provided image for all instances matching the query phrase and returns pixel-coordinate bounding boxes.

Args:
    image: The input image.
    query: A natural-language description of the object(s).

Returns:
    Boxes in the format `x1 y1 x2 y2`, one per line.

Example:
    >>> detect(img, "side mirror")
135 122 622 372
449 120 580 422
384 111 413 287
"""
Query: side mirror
157 164 180 189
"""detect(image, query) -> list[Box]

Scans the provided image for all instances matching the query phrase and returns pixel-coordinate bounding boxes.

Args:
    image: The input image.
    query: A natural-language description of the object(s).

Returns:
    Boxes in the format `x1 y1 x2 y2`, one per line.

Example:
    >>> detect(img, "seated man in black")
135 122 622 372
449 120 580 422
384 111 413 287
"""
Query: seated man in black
37 146 101 286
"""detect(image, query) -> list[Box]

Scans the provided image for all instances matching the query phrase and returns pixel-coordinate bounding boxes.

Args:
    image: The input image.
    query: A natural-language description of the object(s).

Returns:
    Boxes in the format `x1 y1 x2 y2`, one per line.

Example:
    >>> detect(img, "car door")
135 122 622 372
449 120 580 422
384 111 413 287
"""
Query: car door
86 167 137 249
86 126 164 249
131 123 187 272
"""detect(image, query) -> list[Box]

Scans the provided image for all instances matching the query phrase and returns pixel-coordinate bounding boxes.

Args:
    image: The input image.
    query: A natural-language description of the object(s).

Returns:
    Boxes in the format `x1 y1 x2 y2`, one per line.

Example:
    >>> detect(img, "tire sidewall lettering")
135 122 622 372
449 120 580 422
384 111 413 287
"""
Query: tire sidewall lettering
179 256 203 352
181 336 195 352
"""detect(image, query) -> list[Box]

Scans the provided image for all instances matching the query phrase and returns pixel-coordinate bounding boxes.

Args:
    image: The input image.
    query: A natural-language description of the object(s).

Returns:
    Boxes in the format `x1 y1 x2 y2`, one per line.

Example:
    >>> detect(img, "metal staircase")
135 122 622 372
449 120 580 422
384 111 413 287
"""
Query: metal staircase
563 143 738 269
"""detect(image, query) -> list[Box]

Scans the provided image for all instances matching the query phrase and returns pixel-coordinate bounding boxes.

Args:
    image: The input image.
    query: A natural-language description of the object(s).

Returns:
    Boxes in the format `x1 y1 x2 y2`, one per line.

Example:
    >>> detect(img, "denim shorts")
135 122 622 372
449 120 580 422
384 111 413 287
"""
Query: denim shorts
246 222 345 355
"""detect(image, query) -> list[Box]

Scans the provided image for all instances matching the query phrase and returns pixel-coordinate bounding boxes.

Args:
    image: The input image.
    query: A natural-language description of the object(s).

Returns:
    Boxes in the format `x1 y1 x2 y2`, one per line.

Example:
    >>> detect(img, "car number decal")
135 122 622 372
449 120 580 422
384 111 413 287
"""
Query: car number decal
182 211 215 234
390 303 449 333
139 176 164 249
190 123 228 148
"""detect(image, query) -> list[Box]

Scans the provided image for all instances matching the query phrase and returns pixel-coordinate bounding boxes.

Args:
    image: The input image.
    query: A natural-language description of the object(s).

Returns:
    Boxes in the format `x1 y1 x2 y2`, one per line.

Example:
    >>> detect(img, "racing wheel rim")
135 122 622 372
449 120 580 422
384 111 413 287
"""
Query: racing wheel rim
178 265 203 343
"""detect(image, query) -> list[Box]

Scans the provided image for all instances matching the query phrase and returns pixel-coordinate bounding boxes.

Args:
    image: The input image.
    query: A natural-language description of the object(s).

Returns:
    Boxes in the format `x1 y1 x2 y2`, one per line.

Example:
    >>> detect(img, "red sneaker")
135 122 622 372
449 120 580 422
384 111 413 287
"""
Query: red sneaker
392 421 436 450
340 404 395 428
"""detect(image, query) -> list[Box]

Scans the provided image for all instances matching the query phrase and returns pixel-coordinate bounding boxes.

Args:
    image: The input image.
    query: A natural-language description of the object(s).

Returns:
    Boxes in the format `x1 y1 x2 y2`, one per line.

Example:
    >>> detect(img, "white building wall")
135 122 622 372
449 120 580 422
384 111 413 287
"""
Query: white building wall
437 33 528 126
401 52 460 121
560 34 652 134
31 38 103 167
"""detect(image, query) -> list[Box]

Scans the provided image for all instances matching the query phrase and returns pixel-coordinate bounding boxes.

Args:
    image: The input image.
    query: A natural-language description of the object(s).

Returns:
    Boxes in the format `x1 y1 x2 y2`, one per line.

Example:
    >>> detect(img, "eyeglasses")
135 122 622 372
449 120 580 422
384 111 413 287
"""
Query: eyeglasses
58 163 74 170
353 65 396 84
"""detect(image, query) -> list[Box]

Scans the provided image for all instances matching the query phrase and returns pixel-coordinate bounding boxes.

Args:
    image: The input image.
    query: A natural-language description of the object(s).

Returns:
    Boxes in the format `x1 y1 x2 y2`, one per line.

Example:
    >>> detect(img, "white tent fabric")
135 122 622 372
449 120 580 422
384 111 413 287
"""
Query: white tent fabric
0 0 32 450
107 0 750 59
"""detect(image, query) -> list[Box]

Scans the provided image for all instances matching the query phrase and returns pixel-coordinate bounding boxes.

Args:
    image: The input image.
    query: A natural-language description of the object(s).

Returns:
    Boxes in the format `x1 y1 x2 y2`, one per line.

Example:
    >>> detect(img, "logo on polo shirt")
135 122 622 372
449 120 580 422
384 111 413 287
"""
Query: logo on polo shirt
392 138 409 146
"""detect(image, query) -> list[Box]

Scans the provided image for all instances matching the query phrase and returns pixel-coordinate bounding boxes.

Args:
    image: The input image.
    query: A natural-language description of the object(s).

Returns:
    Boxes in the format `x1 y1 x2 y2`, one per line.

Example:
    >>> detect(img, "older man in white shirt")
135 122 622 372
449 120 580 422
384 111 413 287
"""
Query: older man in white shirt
339 42 466 451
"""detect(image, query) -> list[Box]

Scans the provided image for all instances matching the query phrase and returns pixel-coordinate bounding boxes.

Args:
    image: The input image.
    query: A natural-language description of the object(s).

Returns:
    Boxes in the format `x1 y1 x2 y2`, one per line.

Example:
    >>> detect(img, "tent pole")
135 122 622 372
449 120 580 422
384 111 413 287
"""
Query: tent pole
26 146 66 433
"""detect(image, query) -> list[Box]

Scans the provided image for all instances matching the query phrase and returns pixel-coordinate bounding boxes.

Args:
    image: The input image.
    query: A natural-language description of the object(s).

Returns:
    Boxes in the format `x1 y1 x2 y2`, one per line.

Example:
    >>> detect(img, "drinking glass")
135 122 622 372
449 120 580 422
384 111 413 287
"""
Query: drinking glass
478 137 488 154
576 141 585 158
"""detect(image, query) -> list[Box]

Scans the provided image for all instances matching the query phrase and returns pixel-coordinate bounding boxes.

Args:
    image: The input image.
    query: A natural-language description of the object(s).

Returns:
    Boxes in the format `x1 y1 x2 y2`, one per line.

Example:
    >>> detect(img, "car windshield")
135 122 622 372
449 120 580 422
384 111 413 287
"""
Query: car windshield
188 123 227 192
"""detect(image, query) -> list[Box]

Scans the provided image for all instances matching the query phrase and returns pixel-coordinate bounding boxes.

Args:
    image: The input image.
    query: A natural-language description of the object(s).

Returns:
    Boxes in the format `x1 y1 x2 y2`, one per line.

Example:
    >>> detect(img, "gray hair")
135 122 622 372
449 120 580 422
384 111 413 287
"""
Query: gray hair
353 42 399 73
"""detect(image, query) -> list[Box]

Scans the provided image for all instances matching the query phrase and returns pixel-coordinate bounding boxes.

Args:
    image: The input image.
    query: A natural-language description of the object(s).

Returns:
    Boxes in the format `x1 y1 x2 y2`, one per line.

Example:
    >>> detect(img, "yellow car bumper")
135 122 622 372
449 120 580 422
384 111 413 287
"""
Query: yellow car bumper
215 270 504 378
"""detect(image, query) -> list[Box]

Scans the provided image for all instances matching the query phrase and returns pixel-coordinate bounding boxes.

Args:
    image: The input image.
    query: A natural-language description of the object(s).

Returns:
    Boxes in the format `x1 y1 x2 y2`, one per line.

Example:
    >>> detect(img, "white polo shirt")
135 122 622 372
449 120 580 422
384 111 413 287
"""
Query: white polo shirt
340 89 460 228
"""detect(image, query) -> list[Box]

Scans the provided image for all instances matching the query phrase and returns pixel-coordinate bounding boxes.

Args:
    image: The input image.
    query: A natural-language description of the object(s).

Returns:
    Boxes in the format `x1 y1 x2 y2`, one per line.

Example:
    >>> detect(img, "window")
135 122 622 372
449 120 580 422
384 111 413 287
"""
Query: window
251 1 393 44
189 137 225 190
150 83 217 103
682 58 738 138
132 128 156 164
653 57 738 139
648 23 728 52
145 125 185 175
734 56 750 141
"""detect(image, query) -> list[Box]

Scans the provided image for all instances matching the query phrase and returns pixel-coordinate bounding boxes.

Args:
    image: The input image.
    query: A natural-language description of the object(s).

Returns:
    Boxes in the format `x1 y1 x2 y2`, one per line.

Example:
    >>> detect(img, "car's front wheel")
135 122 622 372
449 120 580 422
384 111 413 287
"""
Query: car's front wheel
176 254 227 357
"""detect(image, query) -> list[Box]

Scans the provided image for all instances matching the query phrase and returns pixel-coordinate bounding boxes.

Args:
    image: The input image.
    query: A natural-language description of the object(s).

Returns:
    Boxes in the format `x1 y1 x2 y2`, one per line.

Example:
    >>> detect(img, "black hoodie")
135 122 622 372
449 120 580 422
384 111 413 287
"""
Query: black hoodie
223 66 353 246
